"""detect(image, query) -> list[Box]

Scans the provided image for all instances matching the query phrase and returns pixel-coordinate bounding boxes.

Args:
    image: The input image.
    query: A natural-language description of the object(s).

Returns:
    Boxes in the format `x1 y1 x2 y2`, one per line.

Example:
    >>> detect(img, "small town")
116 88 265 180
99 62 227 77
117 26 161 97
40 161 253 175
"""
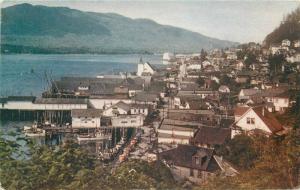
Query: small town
1 37 300 189
1 2 300 190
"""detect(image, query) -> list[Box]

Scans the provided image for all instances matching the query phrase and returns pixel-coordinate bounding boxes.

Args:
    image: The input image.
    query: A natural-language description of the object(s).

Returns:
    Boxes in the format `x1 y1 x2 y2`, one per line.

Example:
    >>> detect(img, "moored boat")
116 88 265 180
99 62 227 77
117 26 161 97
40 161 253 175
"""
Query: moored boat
77 132 110 142
23 123 46 137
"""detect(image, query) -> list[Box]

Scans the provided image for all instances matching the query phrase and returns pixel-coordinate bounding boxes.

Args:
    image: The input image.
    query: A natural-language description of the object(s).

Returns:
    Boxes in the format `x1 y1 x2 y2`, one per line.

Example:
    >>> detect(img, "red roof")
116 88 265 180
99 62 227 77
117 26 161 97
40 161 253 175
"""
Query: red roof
234 106 250 116
252 106 283 133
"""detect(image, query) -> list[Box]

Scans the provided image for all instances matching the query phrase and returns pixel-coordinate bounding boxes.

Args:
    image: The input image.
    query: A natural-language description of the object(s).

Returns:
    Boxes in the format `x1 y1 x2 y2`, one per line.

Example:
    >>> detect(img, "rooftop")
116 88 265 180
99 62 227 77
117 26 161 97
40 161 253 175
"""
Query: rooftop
252 106 283 133
192 127 231 145
133 92 158 102
71 109 103 118
34 98 87 104
159 144 220 172
2 96 36 103
113 101 131 112
158 133 191 139
234 106 250 116
167 109 215 115
159 124 196 132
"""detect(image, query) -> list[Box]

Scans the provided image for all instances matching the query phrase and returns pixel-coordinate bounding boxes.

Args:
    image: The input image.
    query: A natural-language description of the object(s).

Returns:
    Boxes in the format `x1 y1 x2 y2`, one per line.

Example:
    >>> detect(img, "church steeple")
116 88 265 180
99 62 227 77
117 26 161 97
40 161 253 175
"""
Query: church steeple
139 57 143 64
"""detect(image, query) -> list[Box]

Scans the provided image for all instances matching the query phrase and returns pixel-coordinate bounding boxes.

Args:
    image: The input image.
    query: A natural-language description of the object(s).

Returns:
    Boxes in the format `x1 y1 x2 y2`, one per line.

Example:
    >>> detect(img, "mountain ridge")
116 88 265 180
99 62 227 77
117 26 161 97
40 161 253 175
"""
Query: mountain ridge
1 3 238 54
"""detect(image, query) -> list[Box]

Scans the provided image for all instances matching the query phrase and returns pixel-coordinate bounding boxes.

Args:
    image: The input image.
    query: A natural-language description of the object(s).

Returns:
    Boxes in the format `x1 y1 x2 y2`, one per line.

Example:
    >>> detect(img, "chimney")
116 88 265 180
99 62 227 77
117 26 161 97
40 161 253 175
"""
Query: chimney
262 107 265 116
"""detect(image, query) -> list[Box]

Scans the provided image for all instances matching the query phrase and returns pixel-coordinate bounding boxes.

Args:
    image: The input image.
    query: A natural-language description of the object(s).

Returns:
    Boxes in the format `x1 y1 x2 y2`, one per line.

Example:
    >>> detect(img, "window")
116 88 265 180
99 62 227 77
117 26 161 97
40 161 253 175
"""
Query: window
246 117 255 124
275 98 278 103
190 169 194 177
131 120 136 123
195 157 200 165
121 121 128 124
201 156 207 165
247 117 251 124
197 170 202 178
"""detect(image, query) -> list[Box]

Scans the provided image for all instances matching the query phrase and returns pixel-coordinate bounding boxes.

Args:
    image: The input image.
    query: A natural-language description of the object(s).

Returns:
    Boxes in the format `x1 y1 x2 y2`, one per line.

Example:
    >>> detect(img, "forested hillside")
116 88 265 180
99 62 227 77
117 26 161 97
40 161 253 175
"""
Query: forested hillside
1 3 237 54
264 6 300 46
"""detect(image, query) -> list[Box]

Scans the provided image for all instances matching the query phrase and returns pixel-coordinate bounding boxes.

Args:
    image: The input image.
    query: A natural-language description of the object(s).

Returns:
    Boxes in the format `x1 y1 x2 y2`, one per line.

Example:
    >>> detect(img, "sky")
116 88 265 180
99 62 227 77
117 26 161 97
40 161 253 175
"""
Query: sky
1 0 300 43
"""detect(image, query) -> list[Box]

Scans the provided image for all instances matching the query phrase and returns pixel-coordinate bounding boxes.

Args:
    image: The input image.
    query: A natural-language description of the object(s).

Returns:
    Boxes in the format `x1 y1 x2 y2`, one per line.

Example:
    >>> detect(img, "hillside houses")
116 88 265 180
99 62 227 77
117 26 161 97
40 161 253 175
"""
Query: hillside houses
282 39 291 47
237 88 291 112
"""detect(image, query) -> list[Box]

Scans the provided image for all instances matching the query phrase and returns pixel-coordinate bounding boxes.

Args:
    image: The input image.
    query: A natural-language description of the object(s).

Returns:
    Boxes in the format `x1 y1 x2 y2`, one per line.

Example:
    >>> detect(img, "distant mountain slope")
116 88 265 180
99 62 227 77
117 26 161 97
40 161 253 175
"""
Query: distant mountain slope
1 3 238 54
264 6 300 46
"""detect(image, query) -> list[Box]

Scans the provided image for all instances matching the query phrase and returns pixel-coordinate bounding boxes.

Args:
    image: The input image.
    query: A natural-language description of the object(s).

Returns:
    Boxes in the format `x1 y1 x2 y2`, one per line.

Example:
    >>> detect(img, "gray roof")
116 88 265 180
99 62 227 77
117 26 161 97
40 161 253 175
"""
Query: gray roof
163 119 201 127
114 101 131 112
159 145 220 172
54 77 144 94
71 109 103 117
6 96 36 102
158 133 191 139
146 81 165 93
179 83 201 91
88 83 115 95
130 104 149 109
133 92 158 102
34 98 87 104
167 109 215 115
240 89 260 96
192 127 231 145
142 62 156 72
260 88 287 97
0 98 7 104
159 124 196 132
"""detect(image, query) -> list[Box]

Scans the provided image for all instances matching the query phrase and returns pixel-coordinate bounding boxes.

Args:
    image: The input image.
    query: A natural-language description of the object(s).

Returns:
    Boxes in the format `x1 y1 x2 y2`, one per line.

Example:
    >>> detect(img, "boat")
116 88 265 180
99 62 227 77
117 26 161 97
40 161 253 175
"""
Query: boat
23 123 46 137
77 131 110 142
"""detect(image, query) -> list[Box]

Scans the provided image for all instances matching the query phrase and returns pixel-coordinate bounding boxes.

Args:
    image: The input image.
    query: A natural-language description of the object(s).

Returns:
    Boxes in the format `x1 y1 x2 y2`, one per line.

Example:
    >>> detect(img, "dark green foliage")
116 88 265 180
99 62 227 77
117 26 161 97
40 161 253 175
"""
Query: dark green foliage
215 134 259 170
1 3 237 54
1 3 110 36
264 6 300 46
0 140 96 190
0 134 176 190
244 52 257 67
269 54 285 74
200 49 208 61
109 160 176 189
289 91 300 128
204 130 300 189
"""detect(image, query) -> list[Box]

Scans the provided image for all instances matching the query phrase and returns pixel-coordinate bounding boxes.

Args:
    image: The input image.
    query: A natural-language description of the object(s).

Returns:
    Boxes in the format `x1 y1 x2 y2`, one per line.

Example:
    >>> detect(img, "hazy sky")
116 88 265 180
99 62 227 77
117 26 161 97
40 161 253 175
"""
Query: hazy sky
2 0 300 43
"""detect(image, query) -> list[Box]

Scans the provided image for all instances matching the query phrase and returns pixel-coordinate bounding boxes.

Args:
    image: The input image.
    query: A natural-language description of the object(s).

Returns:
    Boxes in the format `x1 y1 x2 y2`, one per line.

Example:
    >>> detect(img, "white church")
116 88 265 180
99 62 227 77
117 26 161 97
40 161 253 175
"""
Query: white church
137 58 156 76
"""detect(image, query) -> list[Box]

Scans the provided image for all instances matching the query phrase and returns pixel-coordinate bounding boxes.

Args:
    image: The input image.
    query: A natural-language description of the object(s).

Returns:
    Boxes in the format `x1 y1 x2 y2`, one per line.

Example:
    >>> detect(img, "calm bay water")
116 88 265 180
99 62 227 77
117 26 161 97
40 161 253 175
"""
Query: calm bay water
0 54 162 144
0 54 162 96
